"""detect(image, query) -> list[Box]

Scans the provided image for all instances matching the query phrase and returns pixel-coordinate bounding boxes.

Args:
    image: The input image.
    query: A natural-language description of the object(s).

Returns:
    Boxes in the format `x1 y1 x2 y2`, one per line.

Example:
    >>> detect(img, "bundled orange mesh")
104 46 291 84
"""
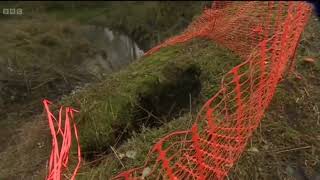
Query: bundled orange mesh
114 1 312 180
43 99 81 180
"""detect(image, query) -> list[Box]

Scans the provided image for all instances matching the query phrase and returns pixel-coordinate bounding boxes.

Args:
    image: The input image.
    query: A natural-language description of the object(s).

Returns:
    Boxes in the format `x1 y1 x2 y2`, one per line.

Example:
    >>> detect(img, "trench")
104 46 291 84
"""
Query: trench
83 64 202 165
133 65 201 129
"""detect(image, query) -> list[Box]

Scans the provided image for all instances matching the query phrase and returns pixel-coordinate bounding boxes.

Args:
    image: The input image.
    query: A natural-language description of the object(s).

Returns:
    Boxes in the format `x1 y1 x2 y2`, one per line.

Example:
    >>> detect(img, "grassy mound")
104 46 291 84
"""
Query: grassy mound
69 16 320 179
0 3 208 179
0 3 318 179
74 57 320 180
62 39 242 162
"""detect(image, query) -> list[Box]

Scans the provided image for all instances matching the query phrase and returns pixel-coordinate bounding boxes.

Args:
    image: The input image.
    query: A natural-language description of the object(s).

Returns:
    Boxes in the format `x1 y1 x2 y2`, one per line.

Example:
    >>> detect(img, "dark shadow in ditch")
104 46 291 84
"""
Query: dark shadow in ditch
83 64 202 165
132 64 202 129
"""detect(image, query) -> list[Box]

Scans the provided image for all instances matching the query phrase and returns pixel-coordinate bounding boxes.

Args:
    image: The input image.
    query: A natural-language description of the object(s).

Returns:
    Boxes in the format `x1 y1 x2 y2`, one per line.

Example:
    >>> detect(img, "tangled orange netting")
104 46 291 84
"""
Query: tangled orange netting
112 1 312 180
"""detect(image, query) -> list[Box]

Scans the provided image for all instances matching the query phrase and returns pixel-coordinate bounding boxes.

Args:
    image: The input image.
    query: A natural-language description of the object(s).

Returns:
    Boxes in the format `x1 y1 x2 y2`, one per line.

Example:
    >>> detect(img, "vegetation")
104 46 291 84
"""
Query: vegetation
28 1 209 50
0 15 101 180
61 39 241 161
0 2 319 180
69 15 320 180
0 16 104 155
0 2 209 179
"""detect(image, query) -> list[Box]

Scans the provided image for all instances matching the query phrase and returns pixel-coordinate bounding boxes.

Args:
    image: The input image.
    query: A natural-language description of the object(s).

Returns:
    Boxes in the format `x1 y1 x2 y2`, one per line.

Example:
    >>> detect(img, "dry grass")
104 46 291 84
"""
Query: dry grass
0 14 101 180
0 115 50 180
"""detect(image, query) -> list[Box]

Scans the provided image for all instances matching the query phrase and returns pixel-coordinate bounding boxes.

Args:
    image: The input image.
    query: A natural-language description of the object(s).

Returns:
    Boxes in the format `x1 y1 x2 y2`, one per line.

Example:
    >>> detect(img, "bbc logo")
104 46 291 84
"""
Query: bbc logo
2 8 23 15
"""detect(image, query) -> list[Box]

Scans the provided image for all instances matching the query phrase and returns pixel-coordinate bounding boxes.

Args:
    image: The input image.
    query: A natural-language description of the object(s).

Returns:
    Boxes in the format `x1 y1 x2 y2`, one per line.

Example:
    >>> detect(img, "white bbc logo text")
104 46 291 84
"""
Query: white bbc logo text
2 8 23 15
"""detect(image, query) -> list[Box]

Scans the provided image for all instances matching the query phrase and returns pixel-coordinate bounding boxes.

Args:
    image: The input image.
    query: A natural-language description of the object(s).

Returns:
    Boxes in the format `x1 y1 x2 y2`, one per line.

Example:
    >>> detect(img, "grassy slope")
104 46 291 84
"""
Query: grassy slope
4 1 205 49
0 38 242 180
61 39 241 160
0 2 208 179
0 16 100 179
0 2 319 180
0 1 207 119
0 16 102 154
42 1 208 50
72 16 320 179
229 15 320 179
0 15 99 112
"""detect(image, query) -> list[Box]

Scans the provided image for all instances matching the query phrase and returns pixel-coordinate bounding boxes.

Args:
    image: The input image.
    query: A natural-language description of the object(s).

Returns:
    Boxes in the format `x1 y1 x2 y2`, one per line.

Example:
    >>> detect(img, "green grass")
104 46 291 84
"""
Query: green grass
61 38 242 161
66 15 320 179
73 55 320 179
0 2 319 179
0 3 208 178
75 115 194 180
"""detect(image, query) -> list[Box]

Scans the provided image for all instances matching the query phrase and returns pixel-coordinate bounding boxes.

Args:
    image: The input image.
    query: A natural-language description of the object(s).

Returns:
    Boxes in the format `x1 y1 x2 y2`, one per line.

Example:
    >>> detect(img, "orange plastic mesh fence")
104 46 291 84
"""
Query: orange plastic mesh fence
43 99 81 180
113 1 312 180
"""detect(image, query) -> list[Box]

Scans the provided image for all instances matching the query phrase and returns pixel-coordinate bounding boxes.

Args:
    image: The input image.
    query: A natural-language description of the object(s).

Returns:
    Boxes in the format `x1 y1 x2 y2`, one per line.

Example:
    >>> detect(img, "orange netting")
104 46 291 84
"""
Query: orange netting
43 99 81 180
113 1 312 180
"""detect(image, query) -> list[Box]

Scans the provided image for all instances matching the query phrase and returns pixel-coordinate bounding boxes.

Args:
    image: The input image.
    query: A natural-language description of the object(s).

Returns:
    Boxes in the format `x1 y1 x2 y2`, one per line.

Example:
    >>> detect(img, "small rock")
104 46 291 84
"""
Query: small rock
118 153 125 160
125 150 137 159
37 142 44 149
141 167 151 179
247 147 259 153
